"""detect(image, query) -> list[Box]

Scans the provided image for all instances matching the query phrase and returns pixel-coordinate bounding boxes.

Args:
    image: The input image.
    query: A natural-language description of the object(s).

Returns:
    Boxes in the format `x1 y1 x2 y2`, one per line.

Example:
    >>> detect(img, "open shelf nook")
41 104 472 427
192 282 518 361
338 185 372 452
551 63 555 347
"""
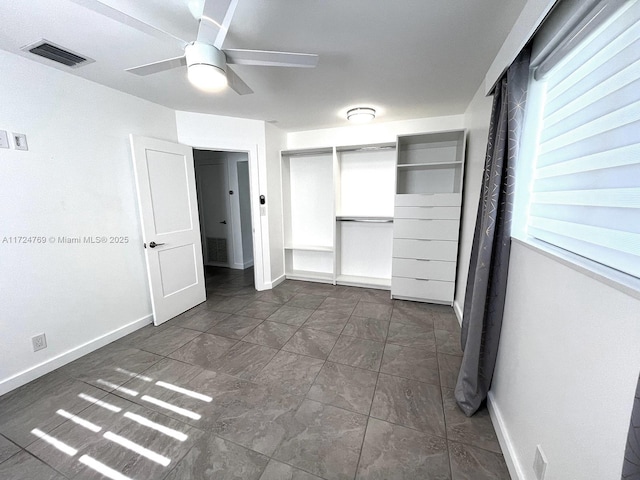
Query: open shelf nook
282 148 335 283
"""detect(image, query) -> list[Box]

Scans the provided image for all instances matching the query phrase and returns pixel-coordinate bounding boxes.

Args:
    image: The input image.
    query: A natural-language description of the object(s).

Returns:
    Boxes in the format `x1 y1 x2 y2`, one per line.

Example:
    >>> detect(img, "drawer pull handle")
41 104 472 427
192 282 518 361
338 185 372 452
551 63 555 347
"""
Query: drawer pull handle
414 278 430 281
415 259 431 262
338 218 393 223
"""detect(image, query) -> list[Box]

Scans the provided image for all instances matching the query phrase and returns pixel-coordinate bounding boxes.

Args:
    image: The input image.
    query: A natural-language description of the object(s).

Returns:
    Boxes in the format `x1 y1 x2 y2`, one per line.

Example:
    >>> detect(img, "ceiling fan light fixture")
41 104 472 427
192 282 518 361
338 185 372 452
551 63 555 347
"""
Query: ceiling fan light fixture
347 107 376 123
188 64 227 91
185 42 228 92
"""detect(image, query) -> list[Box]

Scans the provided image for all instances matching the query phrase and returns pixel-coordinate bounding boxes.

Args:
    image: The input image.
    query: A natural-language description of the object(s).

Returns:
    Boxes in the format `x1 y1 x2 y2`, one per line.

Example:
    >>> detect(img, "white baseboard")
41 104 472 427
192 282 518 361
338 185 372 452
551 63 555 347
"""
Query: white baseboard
0 314 153 396
453 300 463 327
487 391 525 480
258 274 285 291
270 274 286 288
229 259 254 270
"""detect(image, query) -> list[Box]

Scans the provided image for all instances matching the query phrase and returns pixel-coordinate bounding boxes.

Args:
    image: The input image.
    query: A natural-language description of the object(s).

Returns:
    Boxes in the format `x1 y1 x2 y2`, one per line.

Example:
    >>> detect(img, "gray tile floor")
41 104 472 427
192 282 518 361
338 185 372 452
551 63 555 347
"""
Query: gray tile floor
0 267 510 479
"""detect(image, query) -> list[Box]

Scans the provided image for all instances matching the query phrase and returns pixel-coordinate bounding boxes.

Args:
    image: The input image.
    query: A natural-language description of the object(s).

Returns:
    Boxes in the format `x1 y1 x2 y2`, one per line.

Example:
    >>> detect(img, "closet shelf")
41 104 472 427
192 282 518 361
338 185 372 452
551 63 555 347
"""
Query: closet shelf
284 244 333 252
396 161 463 169
336 274 391 289
286 270 334 283
282 147 333 157
336 216 393 223
336 142 396 153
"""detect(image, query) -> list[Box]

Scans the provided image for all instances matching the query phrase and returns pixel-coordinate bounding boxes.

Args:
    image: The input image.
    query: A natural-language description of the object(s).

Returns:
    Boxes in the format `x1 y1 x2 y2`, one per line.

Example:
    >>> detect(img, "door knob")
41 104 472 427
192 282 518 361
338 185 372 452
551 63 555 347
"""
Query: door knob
148 241 165 248
220 220 227 224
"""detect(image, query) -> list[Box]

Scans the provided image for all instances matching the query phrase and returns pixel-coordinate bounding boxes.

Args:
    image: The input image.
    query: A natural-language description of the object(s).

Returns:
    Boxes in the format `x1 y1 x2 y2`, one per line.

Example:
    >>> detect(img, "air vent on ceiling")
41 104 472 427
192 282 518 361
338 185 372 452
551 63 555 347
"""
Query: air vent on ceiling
21 40 95 68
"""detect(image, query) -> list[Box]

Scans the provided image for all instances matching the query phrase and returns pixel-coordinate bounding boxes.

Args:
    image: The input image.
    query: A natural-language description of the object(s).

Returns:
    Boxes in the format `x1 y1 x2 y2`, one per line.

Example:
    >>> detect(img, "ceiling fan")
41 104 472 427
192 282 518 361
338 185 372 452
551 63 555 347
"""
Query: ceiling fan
70 0 319 95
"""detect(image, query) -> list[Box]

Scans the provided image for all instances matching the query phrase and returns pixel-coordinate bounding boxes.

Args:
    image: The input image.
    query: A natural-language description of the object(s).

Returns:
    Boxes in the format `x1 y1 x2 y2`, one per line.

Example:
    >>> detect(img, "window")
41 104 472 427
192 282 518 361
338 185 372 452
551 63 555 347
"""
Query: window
520 0 640 280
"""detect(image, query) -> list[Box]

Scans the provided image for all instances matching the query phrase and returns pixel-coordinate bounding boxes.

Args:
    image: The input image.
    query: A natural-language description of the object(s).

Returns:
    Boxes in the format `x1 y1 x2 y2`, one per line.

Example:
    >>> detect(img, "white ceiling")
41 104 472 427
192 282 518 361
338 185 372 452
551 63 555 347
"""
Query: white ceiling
0 0 528 131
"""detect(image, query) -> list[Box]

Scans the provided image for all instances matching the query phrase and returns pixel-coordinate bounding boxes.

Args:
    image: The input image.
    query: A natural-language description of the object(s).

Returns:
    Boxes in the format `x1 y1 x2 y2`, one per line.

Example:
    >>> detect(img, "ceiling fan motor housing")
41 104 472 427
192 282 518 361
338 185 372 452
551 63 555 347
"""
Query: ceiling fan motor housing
185 41 226 73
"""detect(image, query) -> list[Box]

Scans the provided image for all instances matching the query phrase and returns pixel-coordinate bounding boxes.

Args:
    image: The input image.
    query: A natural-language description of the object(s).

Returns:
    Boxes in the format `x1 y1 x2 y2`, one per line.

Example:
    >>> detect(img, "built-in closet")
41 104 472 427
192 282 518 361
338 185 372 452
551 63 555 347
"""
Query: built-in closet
281 129 466 305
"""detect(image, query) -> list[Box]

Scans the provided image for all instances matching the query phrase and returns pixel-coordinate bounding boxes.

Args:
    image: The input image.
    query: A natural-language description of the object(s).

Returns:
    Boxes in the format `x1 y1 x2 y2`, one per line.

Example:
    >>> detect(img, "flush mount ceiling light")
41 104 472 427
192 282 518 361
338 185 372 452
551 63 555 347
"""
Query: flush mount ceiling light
347 107 376 123
186 42 228 92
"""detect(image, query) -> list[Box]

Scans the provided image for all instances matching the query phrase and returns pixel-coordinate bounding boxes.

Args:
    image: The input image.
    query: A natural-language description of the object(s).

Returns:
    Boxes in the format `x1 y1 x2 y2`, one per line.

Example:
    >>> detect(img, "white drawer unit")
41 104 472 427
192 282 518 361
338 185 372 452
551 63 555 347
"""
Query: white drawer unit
391 129 467 305
391 277 456 303
392 239 458 261
392 258 456 281
394 193 461 207
394 206 460 219
393 219 460 241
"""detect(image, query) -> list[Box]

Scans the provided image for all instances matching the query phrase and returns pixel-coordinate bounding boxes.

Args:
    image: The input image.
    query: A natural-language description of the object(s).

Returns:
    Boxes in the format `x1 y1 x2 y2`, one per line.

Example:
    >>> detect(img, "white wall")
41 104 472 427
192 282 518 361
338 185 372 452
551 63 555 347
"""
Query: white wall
484 0 556 93
491 241 640 480
455 84 494 319
265 123 286 284
0 50 177 395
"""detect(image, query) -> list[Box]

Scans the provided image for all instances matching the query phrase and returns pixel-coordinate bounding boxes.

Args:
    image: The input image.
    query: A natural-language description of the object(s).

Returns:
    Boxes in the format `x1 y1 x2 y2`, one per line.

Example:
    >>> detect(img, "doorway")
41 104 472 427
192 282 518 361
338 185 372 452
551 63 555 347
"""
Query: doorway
194 149 255 293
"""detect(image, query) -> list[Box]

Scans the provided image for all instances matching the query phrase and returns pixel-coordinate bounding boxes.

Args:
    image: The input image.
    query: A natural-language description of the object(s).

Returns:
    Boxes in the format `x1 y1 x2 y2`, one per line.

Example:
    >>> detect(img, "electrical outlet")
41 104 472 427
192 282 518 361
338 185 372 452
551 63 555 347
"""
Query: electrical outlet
32 333 47 352
533 445 548 480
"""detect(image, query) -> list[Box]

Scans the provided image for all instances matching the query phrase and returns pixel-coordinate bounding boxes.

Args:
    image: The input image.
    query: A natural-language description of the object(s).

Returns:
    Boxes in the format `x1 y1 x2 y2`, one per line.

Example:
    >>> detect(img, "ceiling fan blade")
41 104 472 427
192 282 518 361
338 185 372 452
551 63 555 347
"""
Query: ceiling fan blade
226 66 253 95
197 0 239 48
126 56 187 76
224 49 319 67
69 0 188 46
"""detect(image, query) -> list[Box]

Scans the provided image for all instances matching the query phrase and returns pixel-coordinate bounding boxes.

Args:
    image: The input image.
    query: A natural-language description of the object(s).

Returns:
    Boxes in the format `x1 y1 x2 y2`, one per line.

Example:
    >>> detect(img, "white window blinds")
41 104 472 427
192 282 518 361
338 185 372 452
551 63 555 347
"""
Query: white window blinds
527 0 640 278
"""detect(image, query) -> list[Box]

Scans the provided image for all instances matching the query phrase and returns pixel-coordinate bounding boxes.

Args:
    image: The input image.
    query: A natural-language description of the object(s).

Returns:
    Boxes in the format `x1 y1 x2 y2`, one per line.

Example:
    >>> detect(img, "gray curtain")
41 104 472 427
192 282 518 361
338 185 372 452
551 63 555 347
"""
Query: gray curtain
622 373 640 479
455 46 531 417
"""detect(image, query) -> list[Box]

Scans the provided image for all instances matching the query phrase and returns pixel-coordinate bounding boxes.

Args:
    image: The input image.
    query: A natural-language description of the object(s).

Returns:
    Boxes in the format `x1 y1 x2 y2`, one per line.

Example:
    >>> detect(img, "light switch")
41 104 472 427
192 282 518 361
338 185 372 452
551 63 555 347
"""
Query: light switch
0 130 8 149
13 133 28 151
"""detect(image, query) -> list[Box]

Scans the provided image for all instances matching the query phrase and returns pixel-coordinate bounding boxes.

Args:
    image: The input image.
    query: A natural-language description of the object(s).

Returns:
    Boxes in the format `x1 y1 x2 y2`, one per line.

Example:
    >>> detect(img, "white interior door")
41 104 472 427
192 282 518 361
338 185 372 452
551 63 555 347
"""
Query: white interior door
130 135 206 326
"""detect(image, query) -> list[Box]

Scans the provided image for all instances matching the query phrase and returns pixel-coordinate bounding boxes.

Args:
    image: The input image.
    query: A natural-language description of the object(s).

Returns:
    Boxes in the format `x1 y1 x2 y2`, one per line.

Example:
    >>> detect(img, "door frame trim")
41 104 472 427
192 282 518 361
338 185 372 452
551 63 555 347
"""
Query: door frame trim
185 141 267 291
